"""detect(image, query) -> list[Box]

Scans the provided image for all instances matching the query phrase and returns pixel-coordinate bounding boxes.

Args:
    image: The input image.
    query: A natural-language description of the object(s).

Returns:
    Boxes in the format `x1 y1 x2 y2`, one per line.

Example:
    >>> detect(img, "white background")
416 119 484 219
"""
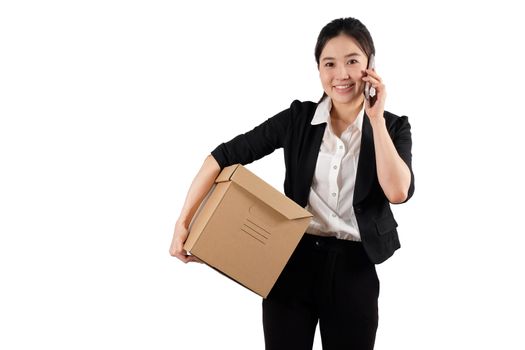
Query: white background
1 0 524 349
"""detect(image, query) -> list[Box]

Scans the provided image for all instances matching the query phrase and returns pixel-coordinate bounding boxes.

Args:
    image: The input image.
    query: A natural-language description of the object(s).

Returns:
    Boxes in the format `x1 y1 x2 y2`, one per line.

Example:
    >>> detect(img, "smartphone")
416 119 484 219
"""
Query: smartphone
364 54 376 107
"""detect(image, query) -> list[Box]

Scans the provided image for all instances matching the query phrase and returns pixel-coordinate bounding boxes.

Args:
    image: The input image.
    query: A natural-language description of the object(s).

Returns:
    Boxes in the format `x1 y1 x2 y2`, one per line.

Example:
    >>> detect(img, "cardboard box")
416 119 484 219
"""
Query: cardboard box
183 164 313 298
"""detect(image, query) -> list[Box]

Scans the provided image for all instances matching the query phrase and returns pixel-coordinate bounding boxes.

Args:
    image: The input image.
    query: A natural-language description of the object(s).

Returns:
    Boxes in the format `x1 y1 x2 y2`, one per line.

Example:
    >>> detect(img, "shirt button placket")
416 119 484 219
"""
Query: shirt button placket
337 140 344 153
330 158 339 205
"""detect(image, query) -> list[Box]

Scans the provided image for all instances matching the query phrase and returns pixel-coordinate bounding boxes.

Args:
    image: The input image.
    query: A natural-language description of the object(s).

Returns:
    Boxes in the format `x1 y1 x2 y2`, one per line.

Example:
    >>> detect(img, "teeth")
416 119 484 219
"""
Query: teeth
335 84 351 89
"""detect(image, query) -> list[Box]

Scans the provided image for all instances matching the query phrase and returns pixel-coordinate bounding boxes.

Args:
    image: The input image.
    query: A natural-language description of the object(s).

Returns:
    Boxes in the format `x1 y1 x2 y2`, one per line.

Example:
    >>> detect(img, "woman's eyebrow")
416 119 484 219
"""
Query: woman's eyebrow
321 53 361 61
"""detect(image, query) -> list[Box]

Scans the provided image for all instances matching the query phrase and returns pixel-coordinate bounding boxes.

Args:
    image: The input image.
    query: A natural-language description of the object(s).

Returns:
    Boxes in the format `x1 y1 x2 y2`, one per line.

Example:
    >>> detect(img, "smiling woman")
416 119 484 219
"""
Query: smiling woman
315 18 375 104
170 16 414 350
319 37 369 111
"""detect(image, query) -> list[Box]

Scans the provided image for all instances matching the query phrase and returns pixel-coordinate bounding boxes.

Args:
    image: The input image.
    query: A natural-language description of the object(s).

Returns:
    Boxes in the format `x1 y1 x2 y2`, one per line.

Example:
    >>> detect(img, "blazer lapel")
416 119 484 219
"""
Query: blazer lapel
353 113 376 205
298 122 326 207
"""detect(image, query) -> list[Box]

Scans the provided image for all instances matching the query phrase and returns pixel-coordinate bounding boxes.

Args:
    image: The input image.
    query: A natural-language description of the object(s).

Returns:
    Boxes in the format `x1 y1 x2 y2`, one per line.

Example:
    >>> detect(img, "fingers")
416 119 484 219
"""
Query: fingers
171 249 197 263
187 255 204 264
169 238 203 264
170 241 190 262
169 222 196 262
362 69 386 115
362 70 384 90
364 68 381 80
177 253 203 264
169 234 182 256
169 234 188 260
362 71 386 105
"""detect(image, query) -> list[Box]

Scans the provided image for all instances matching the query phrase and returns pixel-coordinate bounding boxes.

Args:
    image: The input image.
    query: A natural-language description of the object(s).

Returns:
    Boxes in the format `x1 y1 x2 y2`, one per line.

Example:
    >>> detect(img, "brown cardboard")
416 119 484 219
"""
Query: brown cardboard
184 164 313 298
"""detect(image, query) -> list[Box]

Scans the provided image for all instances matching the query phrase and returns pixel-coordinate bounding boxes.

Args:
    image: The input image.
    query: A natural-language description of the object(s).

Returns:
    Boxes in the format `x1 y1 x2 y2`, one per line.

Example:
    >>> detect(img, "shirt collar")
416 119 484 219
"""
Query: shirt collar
311 96 365 132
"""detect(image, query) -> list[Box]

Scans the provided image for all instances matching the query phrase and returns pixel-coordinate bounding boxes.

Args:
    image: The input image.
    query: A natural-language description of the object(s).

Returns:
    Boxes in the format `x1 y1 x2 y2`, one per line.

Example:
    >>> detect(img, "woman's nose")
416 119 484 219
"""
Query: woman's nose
336 66 350 80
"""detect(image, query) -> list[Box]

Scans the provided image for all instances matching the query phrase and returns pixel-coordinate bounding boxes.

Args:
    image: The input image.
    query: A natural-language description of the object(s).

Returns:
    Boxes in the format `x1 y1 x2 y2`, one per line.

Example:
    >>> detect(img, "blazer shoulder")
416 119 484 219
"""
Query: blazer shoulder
384 110 411 130
287 99 318 124
289 99 318 114
383 109 408 121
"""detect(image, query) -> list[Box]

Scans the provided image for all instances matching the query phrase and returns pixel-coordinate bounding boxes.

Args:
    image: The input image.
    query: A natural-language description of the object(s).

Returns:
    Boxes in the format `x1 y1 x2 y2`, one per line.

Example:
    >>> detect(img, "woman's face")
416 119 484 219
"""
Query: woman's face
318 34 369 106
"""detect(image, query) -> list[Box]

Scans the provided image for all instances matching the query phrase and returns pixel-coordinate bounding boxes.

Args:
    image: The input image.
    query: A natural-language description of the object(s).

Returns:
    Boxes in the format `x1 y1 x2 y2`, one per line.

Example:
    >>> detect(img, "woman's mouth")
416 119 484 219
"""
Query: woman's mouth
333 84 355 94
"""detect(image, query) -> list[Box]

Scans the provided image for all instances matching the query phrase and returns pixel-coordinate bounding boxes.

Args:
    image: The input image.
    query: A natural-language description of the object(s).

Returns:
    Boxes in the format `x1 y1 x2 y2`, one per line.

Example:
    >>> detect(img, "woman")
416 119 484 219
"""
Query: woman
170 17 414 350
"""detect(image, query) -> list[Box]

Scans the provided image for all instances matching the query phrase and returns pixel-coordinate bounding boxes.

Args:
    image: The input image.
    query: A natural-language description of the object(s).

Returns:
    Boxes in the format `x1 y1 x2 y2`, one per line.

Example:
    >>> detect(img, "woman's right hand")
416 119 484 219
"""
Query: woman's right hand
169 221 202 263
169 155 220 264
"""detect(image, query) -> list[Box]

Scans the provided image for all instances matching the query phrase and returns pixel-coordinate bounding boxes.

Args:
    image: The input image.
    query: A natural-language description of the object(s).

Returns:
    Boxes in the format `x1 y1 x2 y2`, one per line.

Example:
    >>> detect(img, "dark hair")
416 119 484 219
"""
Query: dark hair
314 17 375 102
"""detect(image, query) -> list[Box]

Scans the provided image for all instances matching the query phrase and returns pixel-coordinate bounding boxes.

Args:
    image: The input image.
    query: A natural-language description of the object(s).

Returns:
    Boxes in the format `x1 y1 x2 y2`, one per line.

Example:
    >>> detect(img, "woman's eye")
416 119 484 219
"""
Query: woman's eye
347 59 358 64
324 62 334 67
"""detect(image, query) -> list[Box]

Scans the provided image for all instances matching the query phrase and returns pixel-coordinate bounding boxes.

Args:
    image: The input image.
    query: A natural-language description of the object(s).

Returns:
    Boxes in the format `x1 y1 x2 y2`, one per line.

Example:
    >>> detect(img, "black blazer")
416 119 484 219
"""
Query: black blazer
211 99 415 264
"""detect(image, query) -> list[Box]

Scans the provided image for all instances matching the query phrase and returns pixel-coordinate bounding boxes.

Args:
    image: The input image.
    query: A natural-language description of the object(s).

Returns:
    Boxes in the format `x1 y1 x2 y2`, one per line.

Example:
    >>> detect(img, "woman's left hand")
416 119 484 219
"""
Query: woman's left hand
362 69 387 123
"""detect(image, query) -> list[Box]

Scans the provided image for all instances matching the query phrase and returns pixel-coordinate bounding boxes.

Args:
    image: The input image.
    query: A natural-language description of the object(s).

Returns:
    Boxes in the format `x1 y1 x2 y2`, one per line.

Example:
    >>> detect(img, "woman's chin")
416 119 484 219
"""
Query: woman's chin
330 94 363 106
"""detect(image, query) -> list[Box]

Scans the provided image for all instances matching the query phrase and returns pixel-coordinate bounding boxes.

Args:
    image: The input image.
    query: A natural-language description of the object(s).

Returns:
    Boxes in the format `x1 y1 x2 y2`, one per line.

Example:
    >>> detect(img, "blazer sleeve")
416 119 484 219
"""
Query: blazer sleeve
392 115 415 203
210 101 297 169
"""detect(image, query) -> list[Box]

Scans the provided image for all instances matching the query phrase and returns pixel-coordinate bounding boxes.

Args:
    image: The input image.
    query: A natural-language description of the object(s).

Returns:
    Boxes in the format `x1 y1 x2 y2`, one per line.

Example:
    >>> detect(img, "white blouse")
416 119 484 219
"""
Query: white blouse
305 96 364 241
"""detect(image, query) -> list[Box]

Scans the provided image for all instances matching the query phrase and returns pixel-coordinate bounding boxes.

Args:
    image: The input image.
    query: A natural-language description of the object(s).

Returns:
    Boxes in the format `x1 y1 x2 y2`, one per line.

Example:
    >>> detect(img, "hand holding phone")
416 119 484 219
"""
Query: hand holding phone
364 54 376 107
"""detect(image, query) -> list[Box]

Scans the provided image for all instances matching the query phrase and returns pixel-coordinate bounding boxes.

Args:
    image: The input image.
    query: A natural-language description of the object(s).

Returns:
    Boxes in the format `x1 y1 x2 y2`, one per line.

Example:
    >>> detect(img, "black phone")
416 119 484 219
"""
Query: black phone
364 54 376 107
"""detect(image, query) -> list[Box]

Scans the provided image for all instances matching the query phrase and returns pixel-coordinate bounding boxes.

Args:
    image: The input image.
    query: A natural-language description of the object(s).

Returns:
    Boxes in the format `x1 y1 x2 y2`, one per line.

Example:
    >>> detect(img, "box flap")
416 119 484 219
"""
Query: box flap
229 164 313 220
215 164 240 183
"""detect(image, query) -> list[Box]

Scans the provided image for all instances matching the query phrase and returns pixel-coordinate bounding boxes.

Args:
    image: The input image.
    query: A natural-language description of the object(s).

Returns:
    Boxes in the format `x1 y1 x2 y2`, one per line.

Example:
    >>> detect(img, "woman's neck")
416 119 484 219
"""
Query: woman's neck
331 98 364 124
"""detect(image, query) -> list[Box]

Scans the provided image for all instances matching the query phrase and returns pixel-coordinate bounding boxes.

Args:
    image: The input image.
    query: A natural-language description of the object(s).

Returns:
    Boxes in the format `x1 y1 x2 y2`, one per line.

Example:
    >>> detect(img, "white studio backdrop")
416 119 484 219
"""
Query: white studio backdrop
1 0 524 349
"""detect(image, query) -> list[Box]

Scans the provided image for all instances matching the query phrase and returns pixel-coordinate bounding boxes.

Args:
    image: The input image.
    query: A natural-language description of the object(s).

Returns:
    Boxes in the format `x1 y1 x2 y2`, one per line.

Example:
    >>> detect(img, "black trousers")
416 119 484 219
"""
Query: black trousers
262 233 380 350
